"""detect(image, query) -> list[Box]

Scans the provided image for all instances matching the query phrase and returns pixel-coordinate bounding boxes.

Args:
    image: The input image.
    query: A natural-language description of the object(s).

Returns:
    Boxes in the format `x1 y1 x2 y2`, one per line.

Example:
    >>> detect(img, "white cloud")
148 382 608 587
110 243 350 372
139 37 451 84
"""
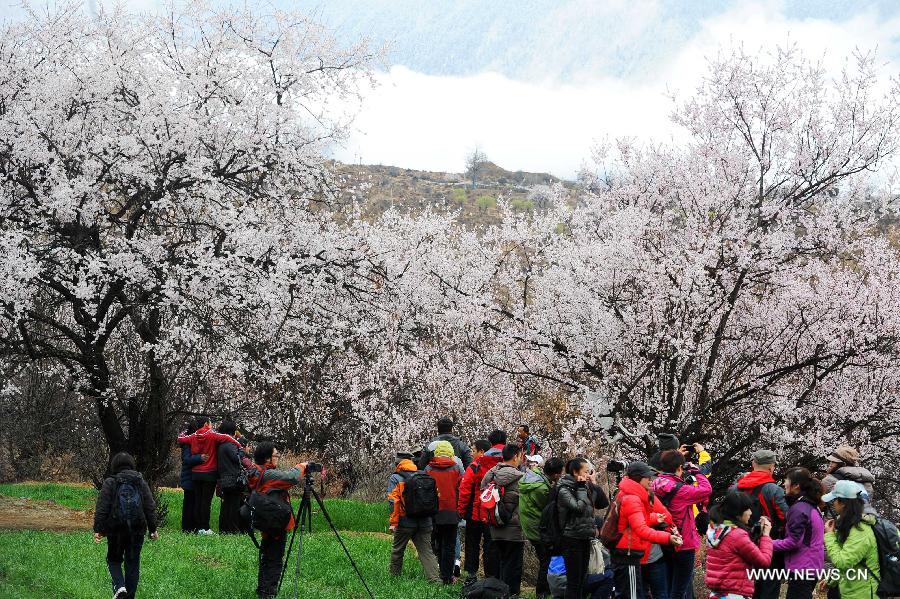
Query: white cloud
332 2 900 179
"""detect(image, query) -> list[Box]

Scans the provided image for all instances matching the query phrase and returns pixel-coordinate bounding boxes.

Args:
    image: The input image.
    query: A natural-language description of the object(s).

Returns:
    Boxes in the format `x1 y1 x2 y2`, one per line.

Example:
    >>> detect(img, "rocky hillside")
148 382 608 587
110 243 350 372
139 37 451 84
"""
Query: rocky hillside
332 161 573 226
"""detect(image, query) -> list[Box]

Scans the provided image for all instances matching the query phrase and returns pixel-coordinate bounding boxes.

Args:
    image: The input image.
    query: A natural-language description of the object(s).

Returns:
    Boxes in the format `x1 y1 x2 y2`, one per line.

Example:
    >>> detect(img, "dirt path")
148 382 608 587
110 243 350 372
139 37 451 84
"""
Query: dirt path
0 495 92 531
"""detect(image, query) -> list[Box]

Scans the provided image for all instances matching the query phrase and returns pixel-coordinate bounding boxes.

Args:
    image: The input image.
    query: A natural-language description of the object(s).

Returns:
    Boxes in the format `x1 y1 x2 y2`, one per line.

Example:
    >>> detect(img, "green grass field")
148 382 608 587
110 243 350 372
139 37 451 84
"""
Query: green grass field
0 483 467 599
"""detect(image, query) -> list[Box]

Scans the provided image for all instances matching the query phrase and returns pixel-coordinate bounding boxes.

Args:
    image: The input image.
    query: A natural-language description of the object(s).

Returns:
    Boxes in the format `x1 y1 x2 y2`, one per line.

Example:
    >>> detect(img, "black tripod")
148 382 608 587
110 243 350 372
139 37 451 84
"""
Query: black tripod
278 473 374 599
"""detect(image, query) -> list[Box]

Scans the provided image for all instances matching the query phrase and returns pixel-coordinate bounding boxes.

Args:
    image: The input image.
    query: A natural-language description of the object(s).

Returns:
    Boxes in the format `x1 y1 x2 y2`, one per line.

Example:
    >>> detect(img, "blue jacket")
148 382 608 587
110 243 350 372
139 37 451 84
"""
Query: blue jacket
180 444 204 490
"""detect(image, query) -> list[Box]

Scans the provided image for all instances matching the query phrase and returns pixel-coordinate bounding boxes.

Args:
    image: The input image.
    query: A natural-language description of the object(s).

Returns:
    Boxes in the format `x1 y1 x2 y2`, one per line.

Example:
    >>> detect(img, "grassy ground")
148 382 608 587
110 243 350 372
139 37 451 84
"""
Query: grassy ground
0 483 464 599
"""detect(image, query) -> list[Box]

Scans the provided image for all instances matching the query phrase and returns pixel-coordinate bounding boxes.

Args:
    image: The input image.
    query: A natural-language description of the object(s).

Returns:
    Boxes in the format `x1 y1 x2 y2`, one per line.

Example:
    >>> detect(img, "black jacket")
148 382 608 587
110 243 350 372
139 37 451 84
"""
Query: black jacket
417 433 473 470
216 442 243 489
93 470 157 535
557 475 597 540
180 444 204 490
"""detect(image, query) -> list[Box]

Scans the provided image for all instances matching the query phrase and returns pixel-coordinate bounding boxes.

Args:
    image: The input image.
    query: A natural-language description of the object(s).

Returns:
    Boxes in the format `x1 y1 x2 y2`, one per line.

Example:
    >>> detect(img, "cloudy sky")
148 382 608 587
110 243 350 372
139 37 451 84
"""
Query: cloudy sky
9 0 900 177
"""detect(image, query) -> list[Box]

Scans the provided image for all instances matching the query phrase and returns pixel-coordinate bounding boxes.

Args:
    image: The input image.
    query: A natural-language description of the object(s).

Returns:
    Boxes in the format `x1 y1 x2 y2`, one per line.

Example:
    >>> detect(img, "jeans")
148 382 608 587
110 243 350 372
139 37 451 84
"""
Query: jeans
613 559 645 599
181 488 198 532
390 526 440 582
257 532 286 597
530 539 552 597
785 580 816 599
106 532 144 597
218 489 243 534
643 557 669 599
668 549 695 599
494 540 525 595
464 519 498 578
434 524 458 582
194 479 216 531
563 537 591 599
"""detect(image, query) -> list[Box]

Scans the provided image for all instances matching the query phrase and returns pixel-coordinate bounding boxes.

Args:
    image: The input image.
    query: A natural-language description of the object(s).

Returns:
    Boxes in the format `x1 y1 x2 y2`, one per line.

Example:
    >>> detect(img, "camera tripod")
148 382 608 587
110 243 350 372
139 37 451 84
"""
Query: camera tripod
278 473 374 599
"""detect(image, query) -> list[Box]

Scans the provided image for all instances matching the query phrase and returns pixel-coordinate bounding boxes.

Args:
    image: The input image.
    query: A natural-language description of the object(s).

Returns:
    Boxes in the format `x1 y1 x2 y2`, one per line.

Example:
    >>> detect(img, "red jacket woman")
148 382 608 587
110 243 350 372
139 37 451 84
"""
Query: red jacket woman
615 476 675 563
705 490 773 598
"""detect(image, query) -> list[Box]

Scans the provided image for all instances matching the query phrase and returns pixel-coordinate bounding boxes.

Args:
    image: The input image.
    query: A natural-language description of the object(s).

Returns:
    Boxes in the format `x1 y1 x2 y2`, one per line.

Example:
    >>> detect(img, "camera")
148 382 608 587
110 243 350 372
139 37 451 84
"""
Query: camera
750 521 762 541
606 459 629 473
305 462 323 474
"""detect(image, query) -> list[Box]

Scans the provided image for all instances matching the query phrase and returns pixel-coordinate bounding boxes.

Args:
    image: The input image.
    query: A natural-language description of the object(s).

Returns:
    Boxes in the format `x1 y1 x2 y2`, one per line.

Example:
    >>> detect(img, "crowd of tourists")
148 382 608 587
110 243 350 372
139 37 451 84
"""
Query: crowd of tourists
89 416 898 599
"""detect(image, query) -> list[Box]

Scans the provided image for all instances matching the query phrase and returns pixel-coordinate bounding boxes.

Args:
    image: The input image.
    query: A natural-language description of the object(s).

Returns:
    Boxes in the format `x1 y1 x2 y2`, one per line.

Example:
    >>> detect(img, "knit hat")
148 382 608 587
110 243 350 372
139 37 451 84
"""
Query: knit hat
827 446 860 466
433 440 455 458
658 433 680 451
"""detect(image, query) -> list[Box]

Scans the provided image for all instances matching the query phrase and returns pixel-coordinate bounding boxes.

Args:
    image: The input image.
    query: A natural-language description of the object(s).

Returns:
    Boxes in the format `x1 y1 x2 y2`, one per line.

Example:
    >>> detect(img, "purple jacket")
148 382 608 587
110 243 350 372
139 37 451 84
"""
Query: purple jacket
651 471 712 551
772 495 825 572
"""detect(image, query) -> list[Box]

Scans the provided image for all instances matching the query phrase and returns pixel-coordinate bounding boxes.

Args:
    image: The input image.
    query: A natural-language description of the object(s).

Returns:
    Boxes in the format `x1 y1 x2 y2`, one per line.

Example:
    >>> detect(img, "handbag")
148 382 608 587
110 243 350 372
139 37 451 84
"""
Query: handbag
588 538 609 575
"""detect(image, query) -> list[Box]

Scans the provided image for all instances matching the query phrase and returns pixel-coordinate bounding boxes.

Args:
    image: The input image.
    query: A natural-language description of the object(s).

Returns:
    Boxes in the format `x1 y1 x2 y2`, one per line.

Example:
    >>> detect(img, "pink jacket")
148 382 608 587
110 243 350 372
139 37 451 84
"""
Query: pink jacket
651 472 712 551
705 523 773 597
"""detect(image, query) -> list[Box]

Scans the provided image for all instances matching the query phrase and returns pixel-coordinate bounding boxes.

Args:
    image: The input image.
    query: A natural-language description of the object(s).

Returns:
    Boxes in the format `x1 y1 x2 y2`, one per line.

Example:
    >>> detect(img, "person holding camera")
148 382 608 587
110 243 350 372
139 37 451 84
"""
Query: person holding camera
610 462 682 599
246 442 307 599
557 457 600 599
732 449 789 599
772 468 825 599
651 448 712 599
705 491 773 599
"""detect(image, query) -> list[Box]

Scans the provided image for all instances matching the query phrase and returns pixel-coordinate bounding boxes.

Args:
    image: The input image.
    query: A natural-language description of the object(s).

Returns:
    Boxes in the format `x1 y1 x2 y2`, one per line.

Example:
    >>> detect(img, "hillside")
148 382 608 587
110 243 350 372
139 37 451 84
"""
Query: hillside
332 161 573 226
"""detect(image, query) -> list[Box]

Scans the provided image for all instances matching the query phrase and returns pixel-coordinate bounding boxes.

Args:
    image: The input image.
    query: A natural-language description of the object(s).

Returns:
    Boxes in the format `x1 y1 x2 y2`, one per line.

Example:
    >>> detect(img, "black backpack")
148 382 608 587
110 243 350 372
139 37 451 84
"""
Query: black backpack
870 516 900 598
245 489 293 532
108 476 145 534
538 486 564 554
460 576 510 599
743 484 785 539
402 472 439 518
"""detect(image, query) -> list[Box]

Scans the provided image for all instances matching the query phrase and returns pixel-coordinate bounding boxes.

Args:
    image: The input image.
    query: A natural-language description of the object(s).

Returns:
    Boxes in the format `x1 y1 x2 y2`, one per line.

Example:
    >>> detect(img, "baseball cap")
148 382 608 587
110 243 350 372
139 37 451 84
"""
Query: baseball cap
751 449 777 465
625 461 658 479
822 480 868 503
525 454 544 466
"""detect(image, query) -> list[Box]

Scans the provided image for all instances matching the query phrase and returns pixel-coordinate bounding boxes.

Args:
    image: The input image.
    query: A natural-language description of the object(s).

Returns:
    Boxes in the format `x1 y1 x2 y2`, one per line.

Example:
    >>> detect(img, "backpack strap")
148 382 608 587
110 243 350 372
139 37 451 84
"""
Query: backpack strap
659 481 685 508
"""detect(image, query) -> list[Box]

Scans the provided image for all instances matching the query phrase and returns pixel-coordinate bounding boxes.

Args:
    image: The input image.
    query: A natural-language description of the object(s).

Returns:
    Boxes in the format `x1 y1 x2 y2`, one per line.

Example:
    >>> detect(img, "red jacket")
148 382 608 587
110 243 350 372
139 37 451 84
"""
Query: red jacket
457 445 504 522
176 424 240 475
705 523 773 597
247 463 303 532
426 456 464 525
615 477 674 563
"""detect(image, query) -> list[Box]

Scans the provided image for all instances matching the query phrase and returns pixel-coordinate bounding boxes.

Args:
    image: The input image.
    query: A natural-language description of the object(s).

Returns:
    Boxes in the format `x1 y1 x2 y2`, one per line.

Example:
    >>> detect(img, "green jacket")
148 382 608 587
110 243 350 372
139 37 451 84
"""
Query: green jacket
824 514 881 599
519 468 551 541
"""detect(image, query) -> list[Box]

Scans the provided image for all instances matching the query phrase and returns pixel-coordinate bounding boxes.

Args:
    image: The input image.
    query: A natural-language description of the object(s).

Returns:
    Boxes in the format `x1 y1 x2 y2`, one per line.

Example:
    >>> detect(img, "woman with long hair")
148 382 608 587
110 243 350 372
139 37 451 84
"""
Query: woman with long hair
773 468 825 599
822 480 880 599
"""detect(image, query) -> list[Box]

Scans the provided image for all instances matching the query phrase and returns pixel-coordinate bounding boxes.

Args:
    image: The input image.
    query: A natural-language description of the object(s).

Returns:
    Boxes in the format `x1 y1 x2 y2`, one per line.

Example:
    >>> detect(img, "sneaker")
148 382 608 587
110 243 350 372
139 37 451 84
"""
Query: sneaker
454 562 461 578
198 529 215 536
113 588 127 599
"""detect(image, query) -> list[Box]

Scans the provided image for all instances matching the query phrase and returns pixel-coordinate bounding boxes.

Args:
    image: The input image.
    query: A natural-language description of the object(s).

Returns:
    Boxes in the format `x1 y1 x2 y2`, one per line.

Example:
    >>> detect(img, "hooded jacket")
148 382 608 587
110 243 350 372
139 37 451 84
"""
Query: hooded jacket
519 468 552 541
425 455 464 525
824 514 880 599
387 459 433 531
179 445 204 490
651 469 712 551
458 445 504 522
481 462 526 542
557 474 596 540
614 477 673 563
417 433 473 470
176 424 241 480
93 470 158 535
772 495 825 573
733 470 789 536
822 466 876 499
705 521 773 597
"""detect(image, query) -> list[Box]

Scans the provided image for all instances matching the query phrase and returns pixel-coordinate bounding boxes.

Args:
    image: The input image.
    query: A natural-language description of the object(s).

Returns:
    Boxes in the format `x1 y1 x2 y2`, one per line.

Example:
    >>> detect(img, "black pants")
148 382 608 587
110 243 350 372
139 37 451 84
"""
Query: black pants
493 540 524 595
194 479 216 531
785 580 816 599
530 539 552 597
613 558 645 599
219 489 242 534
181 488 198 532
464 519 498 577
563 537 591 599
257 532 287 597
433 523 458 582
106 532 144 597
753 551 784 599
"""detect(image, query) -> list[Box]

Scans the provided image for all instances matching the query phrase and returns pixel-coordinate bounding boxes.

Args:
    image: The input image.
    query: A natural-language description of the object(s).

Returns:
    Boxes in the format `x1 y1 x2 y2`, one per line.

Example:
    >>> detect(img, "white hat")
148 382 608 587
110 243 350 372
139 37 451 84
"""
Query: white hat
525 454 544 466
